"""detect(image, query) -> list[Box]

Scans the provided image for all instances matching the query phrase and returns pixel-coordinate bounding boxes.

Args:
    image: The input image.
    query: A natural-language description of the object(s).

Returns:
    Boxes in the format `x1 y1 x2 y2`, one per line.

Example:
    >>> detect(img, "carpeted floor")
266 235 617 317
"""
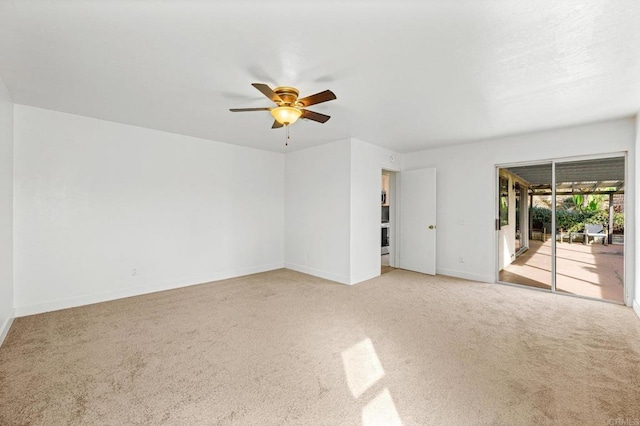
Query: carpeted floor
1 269 639 425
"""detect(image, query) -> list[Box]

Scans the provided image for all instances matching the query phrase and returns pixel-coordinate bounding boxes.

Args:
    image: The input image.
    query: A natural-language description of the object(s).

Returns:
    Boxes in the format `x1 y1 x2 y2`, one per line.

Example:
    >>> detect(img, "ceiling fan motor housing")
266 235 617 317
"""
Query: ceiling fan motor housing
273 86 300 106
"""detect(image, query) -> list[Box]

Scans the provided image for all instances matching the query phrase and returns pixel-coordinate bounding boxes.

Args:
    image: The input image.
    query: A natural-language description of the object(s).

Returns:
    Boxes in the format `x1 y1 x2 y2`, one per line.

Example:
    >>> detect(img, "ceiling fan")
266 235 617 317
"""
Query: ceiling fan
230 83 337 129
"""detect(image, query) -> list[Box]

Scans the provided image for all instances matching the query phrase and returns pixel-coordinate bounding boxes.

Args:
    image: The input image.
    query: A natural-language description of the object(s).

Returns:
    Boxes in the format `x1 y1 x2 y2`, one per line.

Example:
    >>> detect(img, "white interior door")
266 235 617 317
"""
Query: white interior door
399 168 437 275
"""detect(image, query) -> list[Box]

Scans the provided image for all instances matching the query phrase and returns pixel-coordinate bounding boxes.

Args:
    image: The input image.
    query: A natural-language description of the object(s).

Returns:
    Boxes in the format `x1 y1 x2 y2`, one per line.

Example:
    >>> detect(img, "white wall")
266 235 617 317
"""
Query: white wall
404 118 636 306
350 139 401 284
7 103 638 318
0 76 13 344
284 138 402 285
284 139 352 283
13 105 284 315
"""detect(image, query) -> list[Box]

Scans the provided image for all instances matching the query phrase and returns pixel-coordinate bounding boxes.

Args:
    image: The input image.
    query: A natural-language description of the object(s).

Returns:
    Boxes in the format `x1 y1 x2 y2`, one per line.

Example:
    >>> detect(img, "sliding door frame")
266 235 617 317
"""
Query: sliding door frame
495 151 627 305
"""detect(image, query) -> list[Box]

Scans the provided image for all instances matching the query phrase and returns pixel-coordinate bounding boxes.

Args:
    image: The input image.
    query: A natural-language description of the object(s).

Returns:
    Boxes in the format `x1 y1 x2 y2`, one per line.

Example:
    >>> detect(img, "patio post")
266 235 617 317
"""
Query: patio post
529 194 533 239
608 193 614 245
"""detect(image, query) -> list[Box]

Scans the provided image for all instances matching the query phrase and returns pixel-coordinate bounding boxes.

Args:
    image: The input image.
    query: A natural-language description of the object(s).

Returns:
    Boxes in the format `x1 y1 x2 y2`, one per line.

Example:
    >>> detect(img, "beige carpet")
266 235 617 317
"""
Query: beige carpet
1 269 640 425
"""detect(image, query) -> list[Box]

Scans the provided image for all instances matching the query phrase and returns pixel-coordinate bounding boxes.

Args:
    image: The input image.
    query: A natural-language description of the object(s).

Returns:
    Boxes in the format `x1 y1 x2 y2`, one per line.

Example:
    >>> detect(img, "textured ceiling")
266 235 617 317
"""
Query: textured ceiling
1 1 639 153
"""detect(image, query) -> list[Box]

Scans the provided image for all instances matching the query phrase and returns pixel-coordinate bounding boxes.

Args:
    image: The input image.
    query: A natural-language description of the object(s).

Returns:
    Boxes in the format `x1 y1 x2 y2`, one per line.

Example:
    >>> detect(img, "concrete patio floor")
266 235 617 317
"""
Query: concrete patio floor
499 239 624 303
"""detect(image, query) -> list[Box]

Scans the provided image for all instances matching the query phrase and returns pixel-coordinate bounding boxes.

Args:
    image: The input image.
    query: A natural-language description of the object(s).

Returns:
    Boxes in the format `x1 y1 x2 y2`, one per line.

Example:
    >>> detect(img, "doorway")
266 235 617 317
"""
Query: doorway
381 171 395 274
497 155 626 304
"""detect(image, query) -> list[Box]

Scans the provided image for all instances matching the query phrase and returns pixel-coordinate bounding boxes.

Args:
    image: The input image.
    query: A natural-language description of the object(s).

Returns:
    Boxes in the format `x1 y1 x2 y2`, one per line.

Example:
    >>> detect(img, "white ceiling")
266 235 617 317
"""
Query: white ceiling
1 1 639 153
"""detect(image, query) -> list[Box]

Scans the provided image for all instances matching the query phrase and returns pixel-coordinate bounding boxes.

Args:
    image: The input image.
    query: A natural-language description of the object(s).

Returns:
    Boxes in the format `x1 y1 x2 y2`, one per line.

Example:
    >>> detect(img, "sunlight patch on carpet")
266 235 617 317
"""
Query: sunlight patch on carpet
362 388 402 426
341 338 385 398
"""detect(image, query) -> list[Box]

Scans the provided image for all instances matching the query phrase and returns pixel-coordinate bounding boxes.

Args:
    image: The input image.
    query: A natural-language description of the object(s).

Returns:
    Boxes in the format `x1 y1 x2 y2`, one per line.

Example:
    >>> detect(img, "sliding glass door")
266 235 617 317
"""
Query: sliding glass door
497 155 625 304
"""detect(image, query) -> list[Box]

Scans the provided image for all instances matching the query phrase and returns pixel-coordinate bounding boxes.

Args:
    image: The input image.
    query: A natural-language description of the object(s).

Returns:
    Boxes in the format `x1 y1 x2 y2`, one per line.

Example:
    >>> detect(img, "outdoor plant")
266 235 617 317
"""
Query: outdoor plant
570 194 606 212
529 205 624 233
531 206 551 230
613 212 624 232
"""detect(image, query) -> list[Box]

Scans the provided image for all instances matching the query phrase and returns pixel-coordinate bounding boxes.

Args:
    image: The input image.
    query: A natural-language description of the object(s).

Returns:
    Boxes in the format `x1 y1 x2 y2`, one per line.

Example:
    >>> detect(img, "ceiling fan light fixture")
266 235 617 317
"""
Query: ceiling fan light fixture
271 106 302 125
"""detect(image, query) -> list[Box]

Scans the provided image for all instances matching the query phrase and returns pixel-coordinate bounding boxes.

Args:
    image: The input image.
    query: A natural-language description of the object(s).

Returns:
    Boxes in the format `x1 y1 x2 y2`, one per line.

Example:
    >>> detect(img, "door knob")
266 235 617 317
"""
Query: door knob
429 225 436 229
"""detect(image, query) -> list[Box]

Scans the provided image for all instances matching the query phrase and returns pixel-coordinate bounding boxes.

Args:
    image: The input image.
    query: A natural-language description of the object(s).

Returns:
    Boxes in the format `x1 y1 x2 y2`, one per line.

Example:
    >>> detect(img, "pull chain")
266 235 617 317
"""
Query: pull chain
285 124 290 146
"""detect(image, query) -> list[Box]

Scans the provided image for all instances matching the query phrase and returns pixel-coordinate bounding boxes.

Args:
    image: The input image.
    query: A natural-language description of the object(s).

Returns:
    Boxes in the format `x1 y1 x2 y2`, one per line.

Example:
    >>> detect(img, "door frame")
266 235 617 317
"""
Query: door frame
382 169 399 268
494 151 629 306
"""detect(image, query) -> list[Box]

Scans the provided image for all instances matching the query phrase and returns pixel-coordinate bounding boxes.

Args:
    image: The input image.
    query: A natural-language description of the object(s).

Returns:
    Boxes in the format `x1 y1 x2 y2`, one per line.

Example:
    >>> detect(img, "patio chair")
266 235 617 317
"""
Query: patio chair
584 224 607 245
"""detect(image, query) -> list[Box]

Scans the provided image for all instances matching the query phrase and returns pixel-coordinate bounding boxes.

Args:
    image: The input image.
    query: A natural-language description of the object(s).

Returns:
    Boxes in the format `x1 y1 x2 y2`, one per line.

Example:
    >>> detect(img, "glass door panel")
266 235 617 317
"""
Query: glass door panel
554 157 625 302
498 163 553 290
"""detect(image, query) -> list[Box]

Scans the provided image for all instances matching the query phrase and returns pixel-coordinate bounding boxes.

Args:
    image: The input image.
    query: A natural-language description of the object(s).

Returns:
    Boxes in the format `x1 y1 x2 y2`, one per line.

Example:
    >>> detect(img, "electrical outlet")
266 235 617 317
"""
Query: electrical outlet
131 268 137 276
459 256 464 263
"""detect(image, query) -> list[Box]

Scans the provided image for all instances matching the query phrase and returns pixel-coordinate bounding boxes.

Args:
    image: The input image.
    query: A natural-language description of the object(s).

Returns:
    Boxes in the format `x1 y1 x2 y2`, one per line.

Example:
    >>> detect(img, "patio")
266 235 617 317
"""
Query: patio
499 239 624 302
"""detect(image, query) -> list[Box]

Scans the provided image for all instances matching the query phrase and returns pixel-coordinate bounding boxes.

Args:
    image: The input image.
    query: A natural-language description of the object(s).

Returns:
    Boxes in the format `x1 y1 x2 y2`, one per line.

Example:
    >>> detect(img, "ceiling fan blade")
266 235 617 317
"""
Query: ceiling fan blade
229 107 272 112
271 120 283 129
252 83 283 103
297 90 336 107
301 109 331 123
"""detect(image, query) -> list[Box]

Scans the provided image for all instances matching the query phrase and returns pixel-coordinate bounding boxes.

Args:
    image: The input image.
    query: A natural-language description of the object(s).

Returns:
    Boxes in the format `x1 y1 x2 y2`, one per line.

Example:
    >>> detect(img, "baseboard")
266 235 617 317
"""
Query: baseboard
436 268 494 284
284 263 350 285
350 271 381 285
634 299 640 319
14 263 284 317
0 314 15 348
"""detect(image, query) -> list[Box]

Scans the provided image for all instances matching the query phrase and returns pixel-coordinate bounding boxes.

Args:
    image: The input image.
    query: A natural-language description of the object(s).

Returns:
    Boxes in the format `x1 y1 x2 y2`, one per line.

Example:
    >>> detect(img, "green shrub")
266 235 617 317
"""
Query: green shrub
614 212 624 232
529 206 624 233
531 206 551 230
556 210 585 233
